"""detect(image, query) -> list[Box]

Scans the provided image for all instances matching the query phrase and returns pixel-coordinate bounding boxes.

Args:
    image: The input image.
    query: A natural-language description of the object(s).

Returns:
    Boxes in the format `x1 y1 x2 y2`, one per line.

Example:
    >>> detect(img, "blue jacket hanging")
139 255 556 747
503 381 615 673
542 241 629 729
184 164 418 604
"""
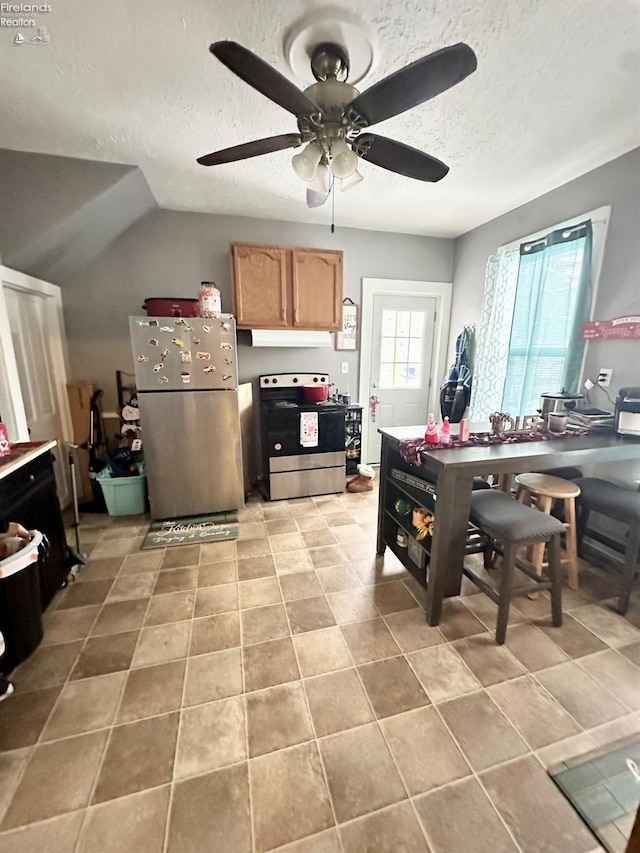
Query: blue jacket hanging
440 327 473 423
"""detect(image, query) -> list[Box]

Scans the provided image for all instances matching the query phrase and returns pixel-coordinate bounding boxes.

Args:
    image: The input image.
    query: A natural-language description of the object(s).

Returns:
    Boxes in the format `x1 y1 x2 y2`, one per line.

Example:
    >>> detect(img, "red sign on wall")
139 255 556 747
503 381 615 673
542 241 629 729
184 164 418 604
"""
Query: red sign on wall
582 316 640 340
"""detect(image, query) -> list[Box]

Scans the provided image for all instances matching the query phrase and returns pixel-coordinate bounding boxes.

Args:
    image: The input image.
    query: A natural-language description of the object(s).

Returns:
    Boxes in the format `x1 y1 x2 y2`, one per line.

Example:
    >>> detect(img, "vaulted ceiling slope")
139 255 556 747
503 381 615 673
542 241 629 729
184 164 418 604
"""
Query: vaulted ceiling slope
1 0 638 237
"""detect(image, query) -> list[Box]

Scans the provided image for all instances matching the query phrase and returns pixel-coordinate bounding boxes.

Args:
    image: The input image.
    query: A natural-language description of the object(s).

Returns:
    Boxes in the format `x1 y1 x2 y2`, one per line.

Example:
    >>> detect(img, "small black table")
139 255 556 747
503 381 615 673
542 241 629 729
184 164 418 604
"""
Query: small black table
376 426 640 626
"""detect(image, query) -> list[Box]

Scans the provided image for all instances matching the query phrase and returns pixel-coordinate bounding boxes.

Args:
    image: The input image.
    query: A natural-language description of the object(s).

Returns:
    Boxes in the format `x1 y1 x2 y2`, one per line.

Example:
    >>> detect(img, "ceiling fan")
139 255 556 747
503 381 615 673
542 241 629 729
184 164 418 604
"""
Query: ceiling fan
197 38 477 207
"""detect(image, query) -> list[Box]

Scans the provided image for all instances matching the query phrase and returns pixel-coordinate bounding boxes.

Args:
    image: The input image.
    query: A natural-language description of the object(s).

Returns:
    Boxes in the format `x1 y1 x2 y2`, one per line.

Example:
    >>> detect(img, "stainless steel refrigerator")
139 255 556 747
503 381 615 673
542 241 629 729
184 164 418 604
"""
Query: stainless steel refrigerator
129 315 244 519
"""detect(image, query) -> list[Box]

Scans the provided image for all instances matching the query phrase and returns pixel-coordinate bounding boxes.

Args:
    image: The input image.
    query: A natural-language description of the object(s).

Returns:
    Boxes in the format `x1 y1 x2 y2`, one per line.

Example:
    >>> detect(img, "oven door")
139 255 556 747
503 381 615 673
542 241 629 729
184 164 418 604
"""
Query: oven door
265 406 345 458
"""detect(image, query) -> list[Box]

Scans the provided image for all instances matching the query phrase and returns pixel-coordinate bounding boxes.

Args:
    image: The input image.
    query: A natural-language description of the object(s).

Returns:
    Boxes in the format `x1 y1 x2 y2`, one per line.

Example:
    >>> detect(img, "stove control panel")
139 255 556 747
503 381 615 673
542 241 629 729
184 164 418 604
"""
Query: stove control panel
260 373 330 388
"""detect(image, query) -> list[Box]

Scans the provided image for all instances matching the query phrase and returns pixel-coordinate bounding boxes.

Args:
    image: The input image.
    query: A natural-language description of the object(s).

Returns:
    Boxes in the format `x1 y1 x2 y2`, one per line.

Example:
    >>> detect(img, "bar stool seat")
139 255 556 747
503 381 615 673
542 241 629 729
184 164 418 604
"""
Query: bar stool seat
514 473 581 590
573 477 640 614
465 490 564 644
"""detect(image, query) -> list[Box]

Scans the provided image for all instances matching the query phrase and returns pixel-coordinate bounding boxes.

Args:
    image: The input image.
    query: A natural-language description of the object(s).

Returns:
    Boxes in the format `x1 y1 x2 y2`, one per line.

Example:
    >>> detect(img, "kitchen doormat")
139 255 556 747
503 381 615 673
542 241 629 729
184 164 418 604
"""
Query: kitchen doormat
141 512 239 549
549 734 640 852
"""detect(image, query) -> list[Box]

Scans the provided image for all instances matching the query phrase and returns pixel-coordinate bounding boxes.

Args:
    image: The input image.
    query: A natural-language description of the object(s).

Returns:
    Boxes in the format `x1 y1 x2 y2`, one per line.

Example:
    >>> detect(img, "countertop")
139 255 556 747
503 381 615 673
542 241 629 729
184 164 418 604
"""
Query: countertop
0 441 57 480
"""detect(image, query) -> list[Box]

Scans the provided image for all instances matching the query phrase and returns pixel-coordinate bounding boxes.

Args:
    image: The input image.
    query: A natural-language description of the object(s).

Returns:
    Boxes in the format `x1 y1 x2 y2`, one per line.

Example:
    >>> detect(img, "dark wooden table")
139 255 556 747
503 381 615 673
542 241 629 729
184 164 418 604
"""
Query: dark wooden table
377 426 640 626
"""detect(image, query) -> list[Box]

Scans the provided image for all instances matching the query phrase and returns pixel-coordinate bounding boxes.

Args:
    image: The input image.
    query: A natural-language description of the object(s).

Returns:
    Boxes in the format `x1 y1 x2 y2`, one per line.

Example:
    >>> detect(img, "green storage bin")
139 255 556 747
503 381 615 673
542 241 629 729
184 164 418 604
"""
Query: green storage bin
97 469 147 517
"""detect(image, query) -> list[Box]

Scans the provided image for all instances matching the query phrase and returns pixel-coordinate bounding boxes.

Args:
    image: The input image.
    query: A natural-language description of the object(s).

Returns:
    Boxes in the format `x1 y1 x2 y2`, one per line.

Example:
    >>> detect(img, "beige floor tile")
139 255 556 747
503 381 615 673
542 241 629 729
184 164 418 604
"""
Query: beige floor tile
120 551 163 575
272 551 316 579
238 577 282 609
534 612 608 658
184 648 242 705
88 540 132 560
437 599 486 641
242 603 290 644
239 504 264 522
193 583 238 617
439 691 528 771
238 518 266 538
200 540 236 564
90 599 148 635
537 660 628 728
117 659 186 722
535 731 598 768
41 672 125 741
1 730 108 829
70 632 138 680
153 567 197 595
503 622 570 671
383 609 445 653
92 712 179 803
272 828 341 852
42 605 100 645
452 633 526 686
290 503 322 519
327 588 379 624
77 785 169 853
358 656 429 718
293 627 353 677
295 514 328 531
107 573 157 602
304 668 375 736
266 518 299 536
316 565 363 593
619 640 640 667
237 538 271 559
588 712 640 747
382 705 471 795
243 637 300 692
271 532 307 553
340 618 401 664
317 499 345 516
167 763 251 853
198 559 237 586
175 696 246 778
488 675 581 749
0 687 61 751
102 523 142 540
480 756 597 852
340 801 430 852
459 592 525 631
0 811 84 853
301 528 338 549
189 612 240 655
132 621 190 667
330 523 369 544
578 649 640 710
12 641 82 691
366 581 419 616
144 589 194 626
406 644 481 703
0 748 31 823
55 579 114 610
414 777 518 853
286 596 336 634
279 571 323 601
161 544 201 569
238 554 277 580
570 603 640 647
77 556 122 578
250 742 334 852
247 682 313 756
263 504 293 520
319 722 406 823
308 545 348 569
352 555 410 586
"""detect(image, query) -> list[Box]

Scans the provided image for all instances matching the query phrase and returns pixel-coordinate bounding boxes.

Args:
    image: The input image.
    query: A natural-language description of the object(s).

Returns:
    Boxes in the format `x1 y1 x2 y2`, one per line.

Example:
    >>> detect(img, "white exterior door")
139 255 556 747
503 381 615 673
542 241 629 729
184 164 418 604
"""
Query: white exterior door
359 278 452 465
0 266 73 507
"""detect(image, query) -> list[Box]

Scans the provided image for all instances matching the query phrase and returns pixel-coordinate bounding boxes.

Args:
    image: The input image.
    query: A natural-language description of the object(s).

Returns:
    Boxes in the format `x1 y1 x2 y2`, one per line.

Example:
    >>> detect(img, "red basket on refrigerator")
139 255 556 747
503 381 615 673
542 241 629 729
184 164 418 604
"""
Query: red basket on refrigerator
142 298 199 317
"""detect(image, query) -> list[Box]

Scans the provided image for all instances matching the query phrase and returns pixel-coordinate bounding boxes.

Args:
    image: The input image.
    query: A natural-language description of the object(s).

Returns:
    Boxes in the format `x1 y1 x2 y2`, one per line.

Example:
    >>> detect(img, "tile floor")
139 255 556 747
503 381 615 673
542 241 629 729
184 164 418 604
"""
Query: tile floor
1 485 640 852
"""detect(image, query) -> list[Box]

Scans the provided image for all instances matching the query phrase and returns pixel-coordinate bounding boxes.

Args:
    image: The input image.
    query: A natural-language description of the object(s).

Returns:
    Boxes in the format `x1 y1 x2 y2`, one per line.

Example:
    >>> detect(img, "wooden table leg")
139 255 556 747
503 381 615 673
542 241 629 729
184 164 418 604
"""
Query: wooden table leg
529 494 553 577
564 496 579 590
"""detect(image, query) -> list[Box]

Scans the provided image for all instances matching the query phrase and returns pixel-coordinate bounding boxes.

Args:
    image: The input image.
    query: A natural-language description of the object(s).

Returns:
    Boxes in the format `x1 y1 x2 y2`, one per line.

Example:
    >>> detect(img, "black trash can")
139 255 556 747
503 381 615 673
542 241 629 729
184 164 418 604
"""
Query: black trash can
0 531 44 674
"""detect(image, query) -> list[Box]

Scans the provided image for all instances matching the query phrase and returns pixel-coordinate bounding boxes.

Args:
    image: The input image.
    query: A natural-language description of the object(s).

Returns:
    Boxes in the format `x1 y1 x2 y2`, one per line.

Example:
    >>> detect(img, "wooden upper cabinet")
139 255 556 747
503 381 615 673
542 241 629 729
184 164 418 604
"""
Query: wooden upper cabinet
231 242 343 331
231 243 288 329
291 248 342 331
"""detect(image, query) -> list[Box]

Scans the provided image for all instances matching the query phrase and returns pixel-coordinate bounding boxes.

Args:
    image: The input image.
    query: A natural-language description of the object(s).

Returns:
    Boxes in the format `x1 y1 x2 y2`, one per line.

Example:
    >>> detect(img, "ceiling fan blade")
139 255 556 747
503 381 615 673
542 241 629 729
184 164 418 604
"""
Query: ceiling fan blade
346 43 477 127
197 133 302 166
211 41 320 119
353 134 449 182
306 188 330 209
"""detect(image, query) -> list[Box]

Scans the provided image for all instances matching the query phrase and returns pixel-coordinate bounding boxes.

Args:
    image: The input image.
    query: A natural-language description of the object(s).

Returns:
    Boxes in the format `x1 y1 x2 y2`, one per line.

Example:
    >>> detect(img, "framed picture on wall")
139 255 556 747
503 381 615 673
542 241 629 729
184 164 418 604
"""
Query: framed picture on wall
336 299 358 350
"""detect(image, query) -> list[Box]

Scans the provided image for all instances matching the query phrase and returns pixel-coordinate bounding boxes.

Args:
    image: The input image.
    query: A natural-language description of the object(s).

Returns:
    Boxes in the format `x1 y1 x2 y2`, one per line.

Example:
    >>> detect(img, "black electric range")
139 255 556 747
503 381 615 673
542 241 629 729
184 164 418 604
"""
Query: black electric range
259 373 346 501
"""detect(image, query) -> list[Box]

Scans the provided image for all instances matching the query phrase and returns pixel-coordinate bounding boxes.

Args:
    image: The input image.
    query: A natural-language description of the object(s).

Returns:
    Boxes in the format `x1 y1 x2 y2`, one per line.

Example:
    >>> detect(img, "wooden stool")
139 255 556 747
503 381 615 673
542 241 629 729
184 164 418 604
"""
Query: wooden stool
573 477 640 615
514 473 581 590
464 489 564 644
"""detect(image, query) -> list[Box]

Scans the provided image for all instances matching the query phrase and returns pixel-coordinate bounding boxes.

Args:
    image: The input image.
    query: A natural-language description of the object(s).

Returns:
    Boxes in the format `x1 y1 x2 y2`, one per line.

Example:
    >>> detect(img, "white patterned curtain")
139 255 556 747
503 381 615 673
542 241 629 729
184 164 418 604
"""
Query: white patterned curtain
469 248 520 421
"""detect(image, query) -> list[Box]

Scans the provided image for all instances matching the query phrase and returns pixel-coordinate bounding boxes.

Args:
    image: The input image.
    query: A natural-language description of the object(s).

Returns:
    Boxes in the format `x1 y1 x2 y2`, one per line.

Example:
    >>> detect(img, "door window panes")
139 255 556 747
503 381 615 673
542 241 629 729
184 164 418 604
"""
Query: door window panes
379 310 425 388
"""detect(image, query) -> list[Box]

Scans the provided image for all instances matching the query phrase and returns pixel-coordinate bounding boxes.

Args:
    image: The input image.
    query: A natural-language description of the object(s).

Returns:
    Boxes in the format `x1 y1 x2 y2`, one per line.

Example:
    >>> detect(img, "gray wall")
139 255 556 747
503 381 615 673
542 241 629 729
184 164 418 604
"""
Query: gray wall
63 208 453 410
452 147 640 396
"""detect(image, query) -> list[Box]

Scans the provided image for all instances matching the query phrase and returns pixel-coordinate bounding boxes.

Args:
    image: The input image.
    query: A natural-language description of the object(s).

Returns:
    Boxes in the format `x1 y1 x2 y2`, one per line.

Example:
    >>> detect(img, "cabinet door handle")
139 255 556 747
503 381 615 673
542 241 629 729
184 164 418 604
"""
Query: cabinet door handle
281 307 286 322
293 308 299 323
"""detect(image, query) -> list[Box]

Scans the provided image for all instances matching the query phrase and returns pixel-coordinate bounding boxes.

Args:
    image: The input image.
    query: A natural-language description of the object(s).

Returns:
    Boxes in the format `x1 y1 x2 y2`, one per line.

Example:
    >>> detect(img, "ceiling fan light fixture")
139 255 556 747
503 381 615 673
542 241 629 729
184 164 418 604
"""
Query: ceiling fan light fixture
292 142 322 181
308 162 331 194
329 139 359 179
340 168 364 192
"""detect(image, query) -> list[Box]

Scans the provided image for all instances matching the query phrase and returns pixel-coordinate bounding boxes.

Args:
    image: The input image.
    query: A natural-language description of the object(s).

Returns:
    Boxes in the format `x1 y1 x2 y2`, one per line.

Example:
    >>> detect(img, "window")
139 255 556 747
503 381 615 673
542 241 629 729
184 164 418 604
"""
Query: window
470 207 609 421
378 310 425 388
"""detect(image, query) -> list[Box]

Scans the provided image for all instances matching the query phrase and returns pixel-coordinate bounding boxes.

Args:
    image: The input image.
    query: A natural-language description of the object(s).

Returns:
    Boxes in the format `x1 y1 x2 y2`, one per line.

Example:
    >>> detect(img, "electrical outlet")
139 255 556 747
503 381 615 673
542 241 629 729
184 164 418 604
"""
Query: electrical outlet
584 378 595 390
341 362 349 374
597 368 612 387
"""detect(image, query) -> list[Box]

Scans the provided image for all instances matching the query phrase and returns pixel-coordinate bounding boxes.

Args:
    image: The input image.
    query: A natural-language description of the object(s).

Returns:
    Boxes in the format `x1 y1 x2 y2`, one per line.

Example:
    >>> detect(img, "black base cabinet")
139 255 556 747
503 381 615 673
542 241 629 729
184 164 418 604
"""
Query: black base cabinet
0 450 69 609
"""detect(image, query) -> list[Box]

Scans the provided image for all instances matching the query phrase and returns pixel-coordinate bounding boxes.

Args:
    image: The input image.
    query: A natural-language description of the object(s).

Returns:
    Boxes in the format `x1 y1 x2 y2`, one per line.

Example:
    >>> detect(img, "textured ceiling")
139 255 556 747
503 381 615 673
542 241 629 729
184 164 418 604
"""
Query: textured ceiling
1 0 638 237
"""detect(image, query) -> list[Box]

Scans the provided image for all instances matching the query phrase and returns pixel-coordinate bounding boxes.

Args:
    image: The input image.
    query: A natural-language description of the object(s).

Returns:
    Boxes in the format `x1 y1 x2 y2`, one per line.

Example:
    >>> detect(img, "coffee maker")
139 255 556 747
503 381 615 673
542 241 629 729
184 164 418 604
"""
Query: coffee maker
615 387 640 437
538 389 583 430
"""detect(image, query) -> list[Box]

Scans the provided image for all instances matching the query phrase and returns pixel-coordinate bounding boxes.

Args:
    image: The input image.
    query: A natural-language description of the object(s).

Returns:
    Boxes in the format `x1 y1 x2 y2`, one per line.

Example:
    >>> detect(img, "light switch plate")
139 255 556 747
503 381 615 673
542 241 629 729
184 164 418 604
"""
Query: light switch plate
341 362 349 374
